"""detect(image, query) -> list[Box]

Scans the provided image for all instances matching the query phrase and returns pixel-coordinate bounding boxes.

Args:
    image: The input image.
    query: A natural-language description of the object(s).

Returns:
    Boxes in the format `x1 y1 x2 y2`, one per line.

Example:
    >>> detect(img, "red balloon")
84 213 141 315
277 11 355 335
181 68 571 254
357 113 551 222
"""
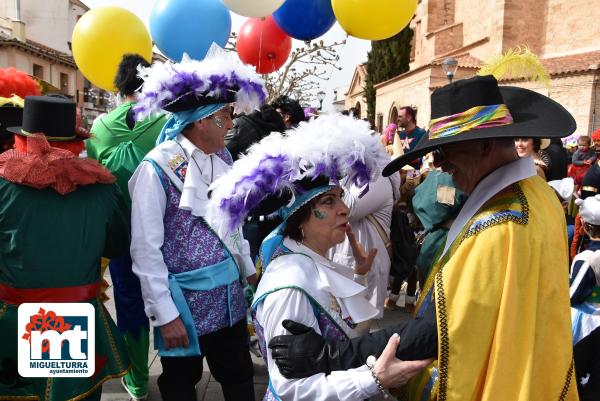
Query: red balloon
237 16 292 74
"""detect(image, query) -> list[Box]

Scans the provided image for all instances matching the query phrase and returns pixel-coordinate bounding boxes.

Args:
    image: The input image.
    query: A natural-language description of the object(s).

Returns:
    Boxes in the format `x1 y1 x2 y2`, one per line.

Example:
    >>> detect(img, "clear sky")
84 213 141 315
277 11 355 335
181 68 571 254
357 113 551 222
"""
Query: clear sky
80 0 371 110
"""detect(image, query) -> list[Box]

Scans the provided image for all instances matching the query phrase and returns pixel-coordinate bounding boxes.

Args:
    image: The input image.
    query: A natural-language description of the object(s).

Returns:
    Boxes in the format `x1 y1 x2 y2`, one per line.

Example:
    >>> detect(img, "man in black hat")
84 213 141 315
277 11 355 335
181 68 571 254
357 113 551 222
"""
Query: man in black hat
0 96 130 401
267 75 579 401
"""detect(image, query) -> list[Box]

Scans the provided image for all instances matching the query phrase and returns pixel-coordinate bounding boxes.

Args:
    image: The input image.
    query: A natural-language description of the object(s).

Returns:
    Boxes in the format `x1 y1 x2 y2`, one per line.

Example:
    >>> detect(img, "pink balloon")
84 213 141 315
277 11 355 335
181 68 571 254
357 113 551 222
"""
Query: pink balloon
236 16 292 74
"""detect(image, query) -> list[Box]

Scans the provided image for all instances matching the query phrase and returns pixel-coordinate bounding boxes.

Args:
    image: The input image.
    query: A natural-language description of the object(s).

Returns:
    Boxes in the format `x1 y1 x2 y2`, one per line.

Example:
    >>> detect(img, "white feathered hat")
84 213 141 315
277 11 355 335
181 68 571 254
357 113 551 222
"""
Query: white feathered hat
206 114 389 233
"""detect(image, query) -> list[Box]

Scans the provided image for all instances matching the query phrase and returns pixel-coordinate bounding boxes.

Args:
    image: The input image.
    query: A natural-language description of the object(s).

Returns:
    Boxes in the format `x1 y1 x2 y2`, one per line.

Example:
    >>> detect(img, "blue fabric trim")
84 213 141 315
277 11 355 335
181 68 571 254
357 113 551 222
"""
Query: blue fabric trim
416 289 433 320
143 158 169 193
278 185 334 221
575 302 597 315
227 283 233 326
420 367 438 401
155 256 240 357
258 185 332 269
571 303 600 345
259 221 289 269
171 256 240 290
156 103 228 144
466 209 524 234
267 380 283 401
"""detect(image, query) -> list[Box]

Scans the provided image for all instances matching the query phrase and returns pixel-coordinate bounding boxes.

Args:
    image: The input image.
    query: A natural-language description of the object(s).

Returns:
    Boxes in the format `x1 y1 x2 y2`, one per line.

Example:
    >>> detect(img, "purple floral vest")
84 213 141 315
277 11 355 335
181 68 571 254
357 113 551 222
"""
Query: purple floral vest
149 149 246 336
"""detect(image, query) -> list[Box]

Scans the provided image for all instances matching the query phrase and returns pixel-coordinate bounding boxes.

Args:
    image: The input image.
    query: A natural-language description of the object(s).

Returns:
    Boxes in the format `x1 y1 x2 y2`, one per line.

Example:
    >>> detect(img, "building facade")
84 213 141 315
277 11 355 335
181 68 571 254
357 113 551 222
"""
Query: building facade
0 0 114 122
344 64 367 119
354 0 600 137
0 0 165 123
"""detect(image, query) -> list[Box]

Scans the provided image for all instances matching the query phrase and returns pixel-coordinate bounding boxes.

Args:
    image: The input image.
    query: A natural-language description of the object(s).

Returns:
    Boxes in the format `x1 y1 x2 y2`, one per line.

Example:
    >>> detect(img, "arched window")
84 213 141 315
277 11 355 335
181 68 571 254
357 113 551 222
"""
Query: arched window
389 106 398 125
354 102 362 118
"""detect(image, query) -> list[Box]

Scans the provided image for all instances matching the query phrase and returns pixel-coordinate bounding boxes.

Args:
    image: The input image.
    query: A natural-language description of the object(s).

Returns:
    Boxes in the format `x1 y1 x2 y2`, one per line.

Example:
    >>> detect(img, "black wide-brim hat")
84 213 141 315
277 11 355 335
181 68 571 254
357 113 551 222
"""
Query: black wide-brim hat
163 89 237 113
0 105 23 138
382 75 576 176
7 95 89 141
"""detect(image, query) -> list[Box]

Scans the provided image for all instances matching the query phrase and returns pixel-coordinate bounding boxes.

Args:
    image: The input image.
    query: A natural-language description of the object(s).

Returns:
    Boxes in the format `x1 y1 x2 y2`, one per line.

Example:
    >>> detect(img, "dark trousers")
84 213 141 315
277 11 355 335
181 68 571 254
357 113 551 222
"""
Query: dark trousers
575 325 600 401
157 319 255 401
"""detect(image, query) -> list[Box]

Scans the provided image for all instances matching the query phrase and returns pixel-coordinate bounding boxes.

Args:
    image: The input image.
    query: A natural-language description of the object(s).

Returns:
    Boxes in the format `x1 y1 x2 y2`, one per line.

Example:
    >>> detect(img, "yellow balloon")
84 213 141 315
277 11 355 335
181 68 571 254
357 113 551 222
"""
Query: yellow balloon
72 7 152 92
332 0 418 41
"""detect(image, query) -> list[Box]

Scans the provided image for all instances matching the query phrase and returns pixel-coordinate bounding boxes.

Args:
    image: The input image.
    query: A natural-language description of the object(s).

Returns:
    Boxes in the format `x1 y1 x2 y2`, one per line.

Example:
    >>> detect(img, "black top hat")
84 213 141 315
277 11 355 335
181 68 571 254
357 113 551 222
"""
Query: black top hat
0 105 23 139
7 95 88 141
382 75 576 176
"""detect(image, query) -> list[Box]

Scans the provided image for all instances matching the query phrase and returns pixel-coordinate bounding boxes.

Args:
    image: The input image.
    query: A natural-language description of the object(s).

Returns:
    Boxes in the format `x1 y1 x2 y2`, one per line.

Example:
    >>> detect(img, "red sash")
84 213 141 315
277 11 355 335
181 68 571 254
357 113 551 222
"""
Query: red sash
0 281 101 304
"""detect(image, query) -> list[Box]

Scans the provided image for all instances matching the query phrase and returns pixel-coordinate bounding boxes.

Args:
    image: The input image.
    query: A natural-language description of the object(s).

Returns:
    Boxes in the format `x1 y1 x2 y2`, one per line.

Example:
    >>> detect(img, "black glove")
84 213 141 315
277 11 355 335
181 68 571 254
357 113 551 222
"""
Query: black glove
268 320 340 378
268 304 438 379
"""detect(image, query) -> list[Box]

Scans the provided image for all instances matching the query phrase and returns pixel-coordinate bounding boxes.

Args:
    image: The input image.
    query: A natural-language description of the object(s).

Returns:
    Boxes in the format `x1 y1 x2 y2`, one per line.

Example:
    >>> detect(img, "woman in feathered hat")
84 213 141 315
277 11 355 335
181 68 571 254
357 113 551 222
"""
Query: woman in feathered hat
129 45 266 401
207 115 432 400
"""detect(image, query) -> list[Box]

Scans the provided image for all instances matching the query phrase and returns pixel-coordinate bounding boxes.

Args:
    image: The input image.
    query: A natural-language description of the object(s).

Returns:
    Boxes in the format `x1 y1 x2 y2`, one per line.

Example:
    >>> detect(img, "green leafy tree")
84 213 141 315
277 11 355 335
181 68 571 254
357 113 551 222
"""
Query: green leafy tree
364 27 414 126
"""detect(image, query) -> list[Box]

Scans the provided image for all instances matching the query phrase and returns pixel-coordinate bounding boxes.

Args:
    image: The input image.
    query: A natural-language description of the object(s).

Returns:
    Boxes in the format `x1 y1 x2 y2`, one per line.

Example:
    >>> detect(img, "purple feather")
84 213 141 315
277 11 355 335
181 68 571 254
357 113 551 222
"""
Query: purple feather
220 154 289 230
350 160 370 186
136 68 266 119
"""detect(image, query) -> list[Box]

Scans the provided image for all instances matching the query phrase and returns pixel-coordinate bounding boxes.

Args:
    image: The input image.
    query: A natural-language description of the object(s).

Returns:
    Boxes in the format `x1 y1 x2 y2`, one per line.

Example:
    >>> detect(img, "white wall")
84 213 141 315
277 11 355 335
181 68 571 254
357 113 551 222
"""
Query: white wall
20 0 70 53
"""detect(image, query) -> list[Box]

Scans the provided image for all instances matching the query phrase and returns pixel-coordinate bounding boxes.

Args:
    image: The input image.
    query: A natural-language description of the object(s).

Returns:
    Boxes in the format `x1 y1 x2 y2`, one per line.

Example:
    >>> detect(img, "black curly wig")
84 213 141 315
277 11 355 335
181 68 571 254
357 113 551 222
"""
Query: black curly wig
271 95 306 127
114 54 151 96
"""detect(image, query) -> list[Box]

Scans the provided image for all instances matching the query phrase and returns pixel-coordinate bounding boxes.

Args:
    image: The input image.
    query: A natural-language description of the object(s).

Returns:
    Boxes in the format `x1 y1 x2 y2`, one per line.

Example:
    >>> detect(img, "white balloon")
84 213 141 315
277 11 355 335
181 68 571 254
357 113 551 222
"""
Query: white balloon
221 0 285 18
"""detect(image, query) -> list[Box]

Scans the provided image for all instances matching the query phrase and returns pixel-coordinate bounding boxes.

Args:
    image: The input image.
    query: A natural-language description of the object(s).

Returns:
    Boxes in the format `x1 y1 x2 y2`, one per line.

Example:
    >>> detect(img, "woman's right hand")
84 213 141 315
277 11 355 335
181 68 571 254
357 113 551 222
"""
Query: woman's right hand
346 224 377 276
372 333 433 388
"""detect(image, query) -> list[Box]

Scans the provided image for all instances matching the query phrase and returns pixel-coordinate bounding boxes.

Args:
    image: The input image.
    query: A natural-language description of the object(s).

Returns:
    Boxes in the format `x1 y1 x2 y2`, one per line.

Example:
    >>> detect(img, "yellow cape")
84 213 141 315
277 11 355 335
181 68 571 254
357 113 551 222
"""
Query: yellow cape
403 176 578 401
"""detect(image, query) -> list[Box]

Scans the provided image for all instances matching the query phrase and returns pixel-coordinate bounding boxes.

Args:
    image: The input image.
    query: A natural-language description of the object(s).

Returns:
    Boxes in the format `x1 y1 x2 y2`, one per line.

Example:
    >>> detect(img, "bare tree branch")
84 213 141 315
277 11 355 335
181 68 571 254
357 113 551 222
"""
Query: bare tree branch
228 33 346 104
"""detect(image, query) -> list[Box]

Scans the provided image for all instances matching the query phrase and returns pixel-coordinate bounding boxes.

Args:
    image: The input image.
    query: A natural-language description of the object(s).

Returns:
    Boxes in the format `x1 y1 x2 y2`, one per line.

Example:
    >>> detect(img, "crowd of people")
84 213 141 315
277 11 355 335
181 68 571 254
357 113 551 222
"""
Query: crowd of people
0 45 598 401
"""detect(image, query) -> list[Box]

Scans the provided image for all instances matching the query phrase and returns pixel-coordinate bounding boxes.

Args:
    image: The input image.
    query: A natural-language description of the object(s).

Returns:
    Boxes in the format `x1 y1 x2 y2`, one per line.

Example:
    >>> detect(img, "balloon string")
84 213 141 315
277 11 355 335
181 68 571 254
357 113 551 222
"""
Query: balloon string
258 20 264 73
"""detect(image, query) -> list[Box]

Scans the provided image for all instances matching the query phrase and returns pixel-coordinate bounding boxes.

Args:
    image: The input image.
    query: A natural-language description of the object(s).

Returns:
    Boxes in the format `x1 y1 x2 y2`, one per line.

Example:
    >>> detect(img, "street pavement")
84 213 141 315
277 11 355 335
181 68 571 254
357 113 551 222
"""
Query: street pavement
100 272 412 401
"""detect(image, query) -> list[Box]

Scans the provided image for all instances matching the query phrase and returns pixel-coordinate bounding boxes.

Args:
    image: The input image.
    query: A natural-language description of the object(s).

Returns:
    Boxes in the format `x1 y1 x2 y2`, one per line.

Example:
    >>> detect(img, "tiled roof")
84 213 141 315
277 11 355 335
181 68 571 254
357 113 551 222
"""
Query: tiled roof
432 54 483 69
541 50 600 76
487 50 600 83
70 0 90 10
0 32 76 67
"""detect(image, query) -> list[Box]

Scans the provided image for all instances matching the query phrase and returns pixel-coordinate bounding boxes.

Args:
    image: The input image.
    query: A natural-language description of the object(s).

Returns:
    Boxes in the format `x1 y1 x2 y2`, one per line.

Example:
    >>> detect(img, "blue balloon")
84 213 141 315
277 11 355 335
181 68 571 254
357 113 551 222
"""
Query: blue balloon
273 0 336 41
150 0 231 61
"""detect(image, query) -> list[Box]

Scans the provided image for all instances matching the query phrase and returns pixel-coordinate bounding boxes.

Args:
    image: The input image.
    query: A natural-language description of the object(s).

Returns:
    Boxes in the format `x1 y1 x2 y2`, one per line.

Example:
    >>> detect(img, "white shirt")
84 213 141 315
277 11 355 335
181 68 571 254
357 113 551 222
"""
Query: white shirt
331 173 401 319
129 136 256 327
255 240 379 401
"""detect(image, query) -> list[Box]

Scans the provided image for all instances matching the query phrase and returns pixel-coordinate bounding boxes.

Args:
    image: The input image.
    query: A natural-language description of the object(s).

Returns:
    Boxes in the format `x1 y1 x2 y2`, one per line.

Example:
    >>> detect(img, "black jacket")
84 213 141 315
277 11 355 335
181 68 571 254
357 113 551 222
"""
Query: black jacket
225 106 285 161
545 139 568 181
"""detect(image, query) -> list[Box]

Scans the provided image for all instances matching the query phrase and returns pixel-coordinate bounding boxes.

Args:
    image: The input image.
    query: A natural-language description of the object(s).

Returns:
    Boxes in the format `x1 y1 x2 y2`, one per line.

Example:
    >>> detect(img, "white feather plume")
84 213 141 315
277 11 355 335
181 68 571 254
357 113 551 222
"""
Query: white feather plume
206 114 389 234
135 44 267 119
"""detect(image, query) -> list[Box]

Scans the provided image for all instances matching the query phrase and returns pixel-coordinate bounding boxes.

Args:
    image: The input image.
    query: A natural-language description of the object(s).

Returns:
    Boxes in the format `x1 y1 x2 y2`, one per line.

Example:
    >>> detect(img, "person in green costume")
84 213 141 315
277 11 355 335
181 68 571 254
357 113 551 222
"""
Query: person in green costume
412 170 467 281
87 54 166 401
0 95 130 401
